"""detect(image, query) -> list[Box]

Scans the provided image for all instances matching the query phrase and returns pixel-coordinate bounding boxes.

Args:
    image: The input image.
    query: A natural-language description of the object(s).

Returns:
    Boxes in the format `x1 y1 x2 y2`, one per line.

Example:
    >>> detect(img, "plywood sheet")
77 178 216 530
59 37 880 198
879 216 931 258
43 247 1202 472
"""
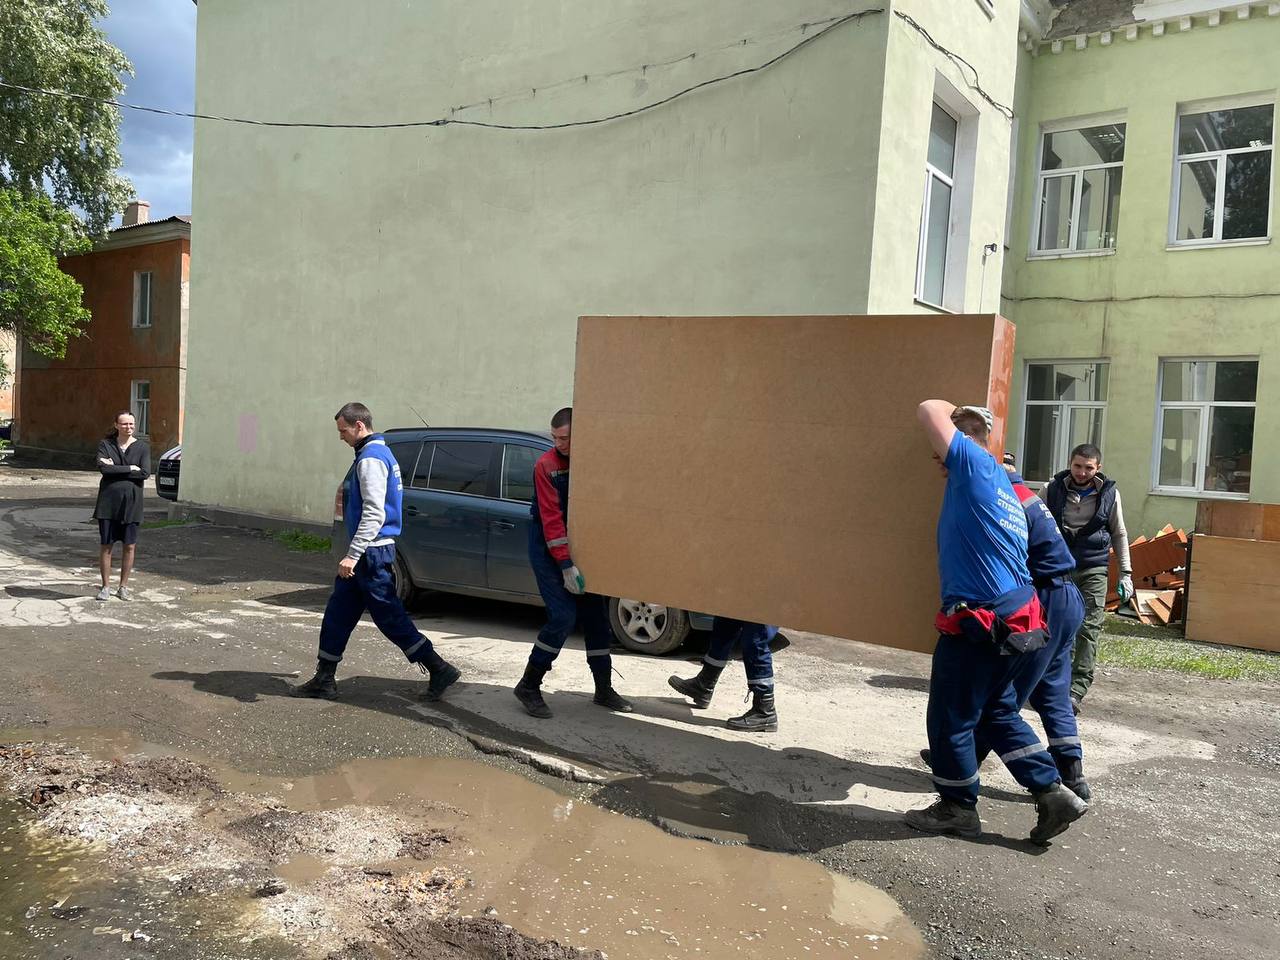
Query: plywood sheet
1185 535 1280 653
1194 501 1280 542
568 315 1016 654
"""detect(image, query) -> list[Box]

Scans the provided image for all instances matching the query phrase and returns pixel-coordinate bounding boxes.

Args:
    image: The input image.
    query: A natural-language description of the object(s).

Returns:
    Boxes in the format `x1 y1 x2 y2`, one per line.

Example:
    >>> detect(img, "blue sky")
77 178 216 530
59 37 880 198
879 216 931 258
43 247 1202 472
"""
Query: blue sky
103 0 197 222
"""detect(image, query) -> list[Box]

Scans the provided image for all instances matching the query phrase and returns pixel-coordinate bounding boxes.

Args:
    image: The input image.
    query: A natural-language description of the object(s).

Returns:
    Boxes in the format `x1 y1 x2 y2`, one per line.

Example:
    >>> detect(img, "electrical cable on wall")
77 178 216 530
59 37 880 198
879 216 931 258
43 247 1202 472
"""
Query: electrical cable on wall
0 5 1013 131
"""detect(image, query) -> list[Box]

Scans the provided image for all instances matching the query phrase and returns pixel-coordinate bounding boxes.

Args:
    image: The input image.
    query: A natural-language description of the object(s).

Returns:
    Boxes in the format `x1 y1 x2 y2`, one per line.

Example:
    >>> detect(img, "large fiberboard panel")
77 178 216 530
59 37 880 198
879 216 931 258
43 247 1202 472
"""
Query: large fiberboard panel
567 315 1016 654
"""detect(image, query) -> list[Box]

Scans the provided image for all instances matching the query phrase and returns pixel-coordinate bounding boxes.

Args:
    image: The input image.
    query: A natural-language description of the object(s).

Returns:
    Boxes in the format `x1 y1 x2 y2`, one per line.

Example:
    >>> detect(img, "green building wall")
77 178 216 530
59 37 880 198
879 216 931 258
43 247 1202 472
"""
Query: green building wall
185 0 1020 523
1004 14 1280 535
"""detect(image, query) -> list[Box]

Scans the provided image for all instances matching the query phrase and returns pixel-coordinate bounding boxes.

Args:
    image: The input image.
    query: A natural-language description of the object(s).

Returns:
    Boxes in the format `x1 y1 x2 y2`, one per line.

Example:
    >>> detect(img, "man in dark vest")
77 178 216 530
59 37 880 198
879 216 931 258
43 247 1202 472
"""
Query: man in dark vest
1043 443 1133 712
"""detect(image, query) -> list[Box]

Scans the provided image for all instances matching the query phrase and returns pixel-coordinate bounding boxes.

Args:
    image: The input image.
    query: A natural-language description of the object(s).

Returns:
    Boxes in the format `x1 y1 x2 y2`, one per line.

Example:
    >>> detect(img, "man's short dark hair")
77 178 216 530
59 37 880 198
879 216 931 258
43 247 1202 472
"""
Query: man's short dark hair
335 402 373 428
550 407 572 429
1071 443 1101 463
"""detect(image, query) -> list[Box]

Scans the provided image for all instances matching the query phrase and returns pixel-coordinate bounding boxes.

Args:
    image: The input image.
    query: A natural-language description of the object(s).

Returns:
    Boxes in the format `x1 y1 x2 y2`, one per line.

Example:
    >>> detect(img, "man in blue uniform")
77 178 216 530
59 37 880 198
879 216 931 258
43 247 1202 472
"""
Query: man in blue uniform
293 402 460 701
922 453 1092 801
905 400 1087 844
668 618 778 732
513 407 631 719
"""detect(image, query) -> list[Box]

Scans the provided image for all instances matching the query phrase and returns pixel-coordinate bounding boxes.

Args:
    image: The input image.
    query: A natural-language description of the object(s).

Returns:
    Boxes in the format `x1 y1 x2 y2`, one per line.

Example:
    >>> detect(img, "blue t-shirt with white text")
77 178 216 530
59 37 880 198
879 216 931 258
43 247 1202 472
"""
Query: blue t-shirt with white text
937 431 1030 607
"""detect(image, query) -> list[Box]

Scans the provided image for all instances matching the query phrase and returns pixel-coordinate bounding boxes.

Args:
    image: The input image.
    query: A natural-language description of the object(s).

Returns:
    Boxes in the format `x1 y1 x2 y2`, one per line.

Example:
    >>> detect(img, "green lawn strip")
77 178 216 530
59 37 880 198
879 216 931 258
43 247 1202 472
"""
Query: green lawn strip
274 529 332 553
1099 616 1280 682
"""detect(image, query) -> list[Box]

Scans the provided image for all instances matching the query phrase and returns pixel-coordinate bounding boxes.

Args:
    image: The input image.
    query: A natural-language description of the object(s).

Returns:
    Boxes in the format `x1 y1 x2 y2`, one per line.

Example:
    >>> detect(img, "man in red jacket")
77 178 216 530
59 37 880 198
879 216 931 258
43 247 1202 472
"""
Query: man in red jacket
513 407 631 718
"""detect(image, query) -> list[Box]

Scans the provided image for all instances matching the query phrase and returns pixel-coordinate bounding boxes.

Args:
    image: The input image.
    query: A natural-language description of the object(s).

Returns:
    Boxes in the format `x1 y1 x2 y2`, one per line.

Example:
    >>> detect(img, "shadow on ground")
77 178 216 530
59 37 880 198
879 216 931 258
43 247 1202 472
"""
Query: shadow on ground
152 668 1047 857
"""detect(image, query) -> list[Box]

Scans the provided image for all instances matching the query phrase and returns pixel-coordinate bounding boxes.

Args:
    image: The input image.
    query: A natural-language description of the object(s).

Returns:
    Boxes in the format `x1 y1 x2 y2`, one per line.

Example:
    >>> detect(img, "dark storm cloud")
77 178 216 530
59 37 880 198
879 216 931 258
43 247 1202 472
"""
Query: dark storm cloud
103 1 196 221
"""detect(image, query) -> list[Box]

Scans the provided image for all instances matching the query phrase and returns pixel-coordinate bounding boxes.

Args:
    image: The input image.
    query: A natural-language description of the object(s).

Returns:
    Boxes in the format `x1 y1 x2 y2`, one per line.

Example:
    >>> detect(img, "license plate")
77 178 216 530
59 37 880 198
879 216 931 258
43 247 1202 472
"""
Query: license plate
159 477 176 487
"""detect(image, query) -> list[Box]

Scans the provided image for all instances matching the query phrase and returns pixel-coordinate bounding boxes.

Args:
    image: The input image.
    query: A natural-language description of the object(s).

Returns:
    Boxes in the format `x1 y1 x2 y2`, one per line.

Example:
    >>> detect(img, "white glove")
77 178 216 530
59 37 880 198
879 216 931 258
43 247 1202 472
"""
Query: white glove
562 565 585 595
1117 575 1134 602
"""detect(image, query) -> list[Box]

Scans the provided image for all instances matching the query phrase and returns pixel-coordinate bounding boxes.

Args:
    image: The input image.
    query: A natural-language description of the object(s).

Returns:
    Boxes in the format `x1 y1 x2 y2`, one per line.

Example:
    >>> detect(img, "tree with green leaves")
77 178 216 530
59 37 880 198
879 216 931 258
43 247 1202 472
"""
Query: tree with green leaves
0 0 134 386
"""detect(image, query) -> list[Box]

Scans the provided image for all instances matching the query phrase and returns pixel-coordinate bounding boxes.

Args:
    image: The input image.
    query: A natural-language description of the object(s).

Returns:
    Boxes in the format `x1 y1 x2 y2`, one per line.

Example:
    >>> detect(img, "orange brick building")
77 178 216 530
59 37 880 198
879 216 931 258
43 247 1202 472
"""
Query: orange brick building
15 202 190 463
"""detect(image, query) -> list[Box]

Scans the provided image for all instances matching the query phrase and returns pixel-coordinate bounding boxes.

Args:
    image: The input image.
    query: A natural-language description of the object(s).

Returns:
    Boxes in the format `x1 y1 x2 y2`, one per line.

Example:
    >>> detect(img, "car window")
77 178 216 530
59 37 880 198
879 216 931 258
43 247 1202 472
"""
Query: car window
427 441 493 495
387 441 421 482
502 444 542 501
410 443 434 489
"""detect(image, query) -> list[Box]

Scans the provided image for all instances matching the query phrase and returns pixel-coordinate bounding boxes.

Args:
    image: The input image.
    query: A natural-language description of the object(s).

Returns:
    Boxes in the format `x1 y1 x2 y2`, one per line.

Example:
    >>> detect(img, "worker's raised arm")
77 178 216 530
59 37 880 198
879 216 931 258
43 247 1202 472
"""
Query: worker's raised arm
917 399 959 460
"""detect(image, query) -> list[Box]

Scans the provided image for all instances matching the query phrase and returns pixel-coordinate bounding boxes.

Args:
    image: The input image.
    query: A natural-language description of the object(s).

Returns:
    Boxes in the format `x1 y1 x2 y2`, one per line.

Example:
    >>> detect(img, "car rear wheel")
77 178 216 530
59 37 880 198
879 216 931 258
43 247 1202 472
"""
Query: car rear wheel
392 551 415 605
608 598 691 655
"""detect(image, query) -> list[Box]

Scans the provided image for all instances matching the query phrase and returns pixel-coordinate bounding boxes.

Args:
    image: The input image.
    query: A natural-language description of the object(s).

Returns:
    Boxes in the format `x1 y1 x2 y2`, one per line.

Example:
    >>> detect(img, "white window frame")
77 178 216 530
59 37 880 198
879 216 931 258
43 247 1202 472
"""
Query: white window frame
915 103 958 309
1151 356 1258 500
1030 113 1126 257
133 271 153 328
1169 95 1275 248
131 379 151 438
1018 359 1110 485
915 77 979 312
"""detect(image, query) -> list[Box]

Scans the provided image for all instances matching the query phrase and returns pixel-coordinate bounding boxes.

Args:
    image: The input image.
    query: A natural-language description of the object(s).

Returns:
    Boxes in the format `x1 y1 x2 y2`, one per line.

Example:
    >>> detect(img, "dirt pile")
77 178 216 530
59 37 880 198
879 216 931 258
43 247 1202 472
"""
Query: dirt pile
0 741 601 959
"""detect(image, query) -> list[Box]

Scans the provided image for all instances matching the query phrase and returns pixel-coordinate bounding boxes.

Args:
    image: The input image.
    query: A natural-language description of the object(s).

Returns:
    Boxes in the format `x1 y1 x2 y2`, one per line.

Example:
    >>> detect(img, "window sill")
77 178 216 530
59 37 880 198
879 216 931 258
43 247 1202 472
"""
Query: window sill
1148 488 1251 501
1166 237 1271 251
913 298 957 315
1026 249 1117 262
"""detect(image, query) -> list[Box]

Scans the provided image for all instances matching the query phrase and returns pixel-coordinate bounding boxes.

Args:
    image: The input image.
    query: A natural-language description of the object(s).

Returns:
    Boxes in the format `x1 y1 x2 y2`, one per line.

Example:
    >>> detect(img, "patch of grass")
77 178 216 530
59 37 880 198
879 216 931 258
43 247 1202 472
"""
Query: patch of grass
274 529 332 553
141 518 197 530
1099 616 1280 682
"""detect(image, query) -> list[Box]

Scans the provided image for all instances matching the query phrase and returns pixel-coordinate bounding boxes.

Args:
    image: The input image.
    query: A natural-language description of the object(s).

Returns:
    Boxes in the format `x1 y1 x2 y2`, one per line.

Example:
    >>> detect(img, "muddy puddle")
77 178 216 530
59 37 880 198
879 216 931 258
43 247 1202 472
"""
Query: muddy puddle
1 731 924 959
0 796 297 960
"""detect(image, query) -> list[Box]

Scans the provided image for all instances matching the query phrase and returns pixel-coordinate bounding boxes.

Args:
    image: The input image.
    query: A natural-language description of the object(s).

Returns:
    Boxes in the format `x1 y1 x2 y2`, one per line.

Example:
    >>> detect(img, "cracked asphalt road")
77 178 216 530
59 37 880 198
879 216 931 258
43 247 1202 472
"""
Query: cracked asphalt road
1 464 1277 960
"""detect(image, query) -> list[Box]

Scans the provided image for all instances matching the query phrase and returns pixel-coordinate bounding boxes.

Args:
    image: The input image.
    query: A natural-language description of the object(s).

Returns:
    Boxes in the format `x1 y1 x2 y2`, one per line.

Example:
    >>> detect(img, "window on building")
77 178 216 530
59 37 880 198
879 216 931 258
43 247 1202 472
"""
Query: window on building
1033 123 1126 253
1172 102 1274 244
916 102 958 308
130 380 151 437
425 440 492 495
1155 359 1258 496
1020 361 1109 482
133 271 153 328
501 444 541 502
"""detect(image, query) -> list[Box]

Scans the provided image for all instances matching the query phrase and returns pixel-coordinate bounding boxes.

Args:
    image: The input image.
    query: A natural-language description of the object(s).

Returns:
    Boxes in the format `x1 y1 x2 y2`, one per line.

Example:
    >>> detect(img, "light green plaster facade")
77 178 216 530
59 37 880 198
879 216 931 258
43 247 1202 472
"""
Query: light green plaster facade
186 1 1020 522
1004 12 1280 536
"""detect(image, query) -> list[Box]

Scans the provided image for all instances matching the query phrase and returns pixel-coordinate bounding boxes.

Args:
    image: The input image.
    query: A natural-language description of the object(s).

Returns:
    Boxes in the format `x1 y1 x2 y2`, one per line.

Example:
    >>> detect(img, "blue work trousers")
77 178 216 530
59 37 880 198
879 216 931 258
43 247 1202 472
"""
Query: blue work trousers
927 632 1060 808
527 545 612 680
318 544 440 667
705 618 775 691
973 579 1086 767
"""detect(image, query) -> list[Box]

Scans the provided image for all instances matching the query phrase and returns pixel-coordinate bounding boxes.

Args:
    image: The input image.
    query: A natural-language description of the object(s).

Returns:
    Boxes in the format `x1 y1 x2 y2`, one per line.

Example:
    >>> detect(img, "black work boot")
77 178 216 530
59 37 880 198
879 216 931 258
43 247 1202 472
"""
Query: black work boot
1057 756 1092 802
668 663 723 709
418 660 461 702
514 663 552 719
292 660 338 699
726 688 778 732
1030 782 1088 844
593 681 633 713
